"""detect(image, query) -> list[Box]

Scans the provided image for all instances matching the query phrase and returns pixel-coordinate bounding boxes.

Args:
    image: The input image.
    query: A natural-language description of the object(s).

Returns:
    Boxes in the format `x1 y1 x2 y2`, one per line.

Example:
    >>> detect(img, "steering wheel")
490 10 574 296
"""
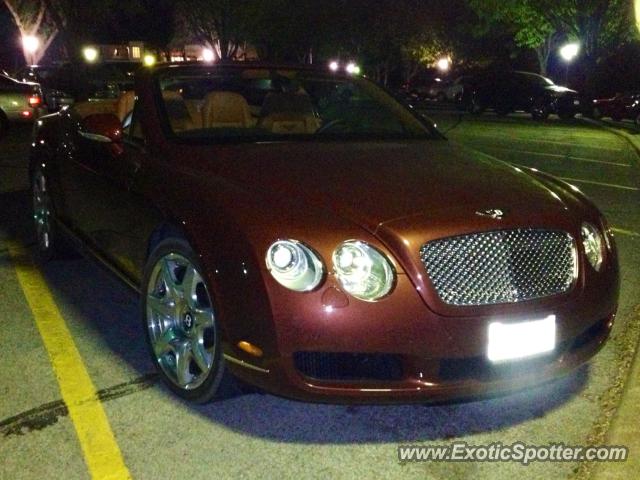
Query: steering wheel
316 119 350 134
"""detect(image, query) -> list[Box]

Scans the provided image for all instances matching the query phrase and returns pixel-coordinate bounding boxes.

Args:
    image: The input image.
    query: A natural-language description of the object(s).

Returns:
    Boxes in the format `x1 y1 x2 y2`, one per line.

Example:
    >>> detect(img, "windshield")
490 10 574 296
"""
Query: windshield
157 67 435 142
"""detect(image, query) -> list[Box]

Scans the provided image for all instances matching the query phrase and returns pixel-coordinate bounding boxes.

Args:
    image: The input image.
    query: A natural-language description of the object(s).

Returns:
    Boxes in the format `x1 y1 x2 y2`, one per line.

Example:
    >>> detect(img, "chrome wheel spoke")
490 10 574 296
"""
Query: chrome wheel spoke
182 266 199 310
147 293 176 320
174 340 193 387
153 327 178 357
190 339 210 373
160 257 181 300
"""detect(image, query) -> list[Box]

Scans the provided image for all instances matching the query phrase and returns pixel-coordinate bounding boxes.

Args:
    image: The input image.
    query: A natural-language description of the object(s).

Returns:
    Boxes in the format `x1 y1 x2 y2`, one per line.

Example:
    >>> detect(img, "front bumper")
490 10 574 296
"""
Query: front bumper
225 261 618 403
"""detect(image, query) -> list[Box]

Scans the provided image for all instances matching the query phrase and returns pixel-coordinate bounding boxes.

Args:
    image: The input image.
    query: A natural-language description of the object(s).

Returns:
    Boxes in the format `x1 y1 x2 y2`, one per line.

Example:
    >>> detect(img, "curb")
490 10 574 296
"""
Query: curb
579 117 640 163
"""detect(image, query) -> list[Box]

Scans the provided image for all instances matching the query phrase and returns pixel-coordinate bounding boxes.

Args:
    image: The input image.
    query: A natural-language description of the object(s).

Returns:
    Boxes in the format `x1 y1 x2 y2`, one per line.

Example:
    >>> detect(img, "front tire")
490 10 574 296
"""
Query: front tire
141 237 236 403
531 98 550 120
32 168 68 262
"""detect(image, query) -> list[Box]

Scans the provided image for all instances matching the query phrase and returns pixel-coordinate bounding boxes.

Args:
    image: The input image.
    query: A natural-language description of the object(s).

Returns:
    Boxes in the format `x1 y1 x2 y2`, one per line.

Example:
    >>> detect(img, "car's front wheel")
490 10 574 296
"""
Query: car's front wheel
531 98 550 120
142 237 235 403
32 168 68 262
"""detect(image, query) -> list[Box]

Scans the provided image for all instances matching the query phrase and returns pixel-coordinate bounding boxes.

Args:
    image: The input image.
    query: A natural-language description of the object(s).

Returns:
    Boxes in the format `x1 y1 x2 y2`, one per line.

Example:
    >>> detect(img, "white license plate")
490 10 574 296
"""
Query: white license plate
573 100 580 106
487 315 556 362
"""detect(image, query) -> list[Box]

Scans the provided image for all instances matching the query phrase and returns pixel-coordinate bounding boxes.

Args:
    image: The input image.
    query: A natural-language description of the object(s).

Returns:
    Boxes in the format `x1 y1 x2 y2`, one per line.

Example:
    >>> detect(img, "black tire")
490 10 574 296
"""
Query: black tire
531 98 550 120
495 104 512 116
467 97 485 115
31 166 71 262
0 111 7 138
591 107 602 119
141 236 238 403
611 114 622 122
558 111 576 120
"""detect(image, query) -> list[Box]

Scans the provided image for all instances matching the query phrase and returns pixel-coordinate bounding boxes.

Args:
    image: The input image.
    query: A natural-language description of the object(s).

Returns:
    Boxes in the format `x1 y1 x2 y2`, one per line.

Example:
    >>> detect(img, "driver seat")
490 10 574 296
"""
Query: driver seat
116 90 136 122
202 92 253 129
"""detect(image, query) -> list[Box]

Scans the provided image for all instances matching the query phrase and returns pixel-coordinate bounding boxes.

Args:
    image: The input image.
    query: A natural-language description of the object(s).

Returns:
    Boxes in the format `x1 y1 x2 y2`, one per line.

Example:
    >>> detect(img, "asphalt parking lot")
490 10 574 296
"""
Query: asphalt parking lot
1 112 639 480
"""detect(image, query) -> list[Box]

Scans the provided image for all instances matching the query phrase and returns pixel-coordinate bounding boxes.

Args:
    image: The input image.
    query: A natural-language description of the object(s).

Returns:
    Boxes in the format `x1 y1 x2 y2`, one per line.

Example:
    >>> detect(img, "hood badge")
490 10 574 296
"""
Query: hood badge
476 208 506 220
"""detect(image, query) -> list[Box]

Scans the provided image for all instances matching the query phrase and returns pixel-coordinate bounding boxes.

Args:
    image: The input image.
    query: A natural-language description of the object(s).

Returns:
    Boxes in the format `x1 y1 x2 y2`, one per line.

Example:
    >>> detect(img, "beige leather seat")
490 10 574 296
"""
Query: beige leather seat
116 90 136 122
258 92 320 134
73 100 118 119
162 90 195 132
202 92 253 129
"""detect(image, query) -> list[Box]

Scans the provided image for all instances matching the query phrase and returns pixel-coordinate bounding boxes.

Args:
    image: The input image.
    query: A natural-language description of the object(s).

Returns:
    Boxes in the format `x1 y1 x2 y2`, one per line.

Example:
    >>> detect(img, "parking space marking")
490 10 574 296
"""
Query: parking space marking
612 227 640 238
558 177 639 192
7 242 131 480
475 146 631 167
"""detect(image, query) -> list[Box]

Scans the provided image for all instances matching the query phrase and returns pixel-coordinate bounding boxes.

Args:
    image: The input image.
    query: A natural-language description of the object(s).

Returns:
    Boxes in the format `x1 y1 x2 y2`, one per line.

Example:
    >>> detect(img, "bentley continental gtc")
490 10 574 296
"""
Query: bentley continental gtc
30 63 619 403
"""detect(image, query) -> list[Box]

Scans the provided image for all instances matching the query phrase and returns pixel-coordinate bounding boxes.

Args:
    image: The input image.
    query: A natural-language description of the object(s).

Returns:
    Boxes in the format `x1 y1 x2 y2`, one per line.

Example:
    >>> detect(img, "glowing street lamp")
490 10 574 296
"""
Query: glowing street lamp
22 35 40 54
202 48 215 62
82 46 99 63
345 62 361 75
559 43 580 62
559 42 580 84
436 57 450 72
22 35 40 64
143 54 156 67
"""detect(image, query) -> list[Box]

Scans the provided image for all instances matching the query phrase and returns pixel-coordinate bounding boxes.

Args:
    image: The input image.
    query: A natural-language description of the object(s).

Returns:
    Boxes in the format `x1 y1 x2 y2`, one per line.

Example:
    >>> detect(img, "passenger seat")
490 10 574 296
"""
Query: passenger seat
201 92 253 129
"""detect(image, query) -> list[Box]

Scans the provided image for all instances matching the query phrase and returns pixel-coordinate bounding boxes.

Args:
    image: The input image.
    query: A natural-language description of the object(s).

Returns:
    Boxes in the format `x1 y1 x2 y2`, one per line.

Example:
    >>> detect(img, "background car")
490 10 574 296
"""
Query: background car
15 61 139 112
0 73 43 136
591 92 640 124
30 63 618 405
465 70 583 119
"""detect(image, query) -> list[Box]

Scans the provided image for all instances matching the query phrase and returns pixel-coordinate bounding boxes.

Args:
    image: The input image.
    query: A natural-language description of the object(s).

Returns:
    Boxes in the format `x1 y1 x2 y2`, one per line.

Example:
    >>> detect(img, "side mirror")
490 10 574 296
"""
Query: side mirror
80 113 123 143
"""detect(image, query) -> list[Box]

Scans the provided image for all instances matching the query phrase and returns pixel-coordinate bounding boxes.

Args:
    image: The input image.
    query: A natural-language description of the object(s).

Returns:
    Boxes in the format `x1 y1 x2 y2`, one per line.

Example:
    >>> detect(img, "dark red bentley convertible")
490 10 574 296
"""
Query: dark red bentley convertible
30 63 619 403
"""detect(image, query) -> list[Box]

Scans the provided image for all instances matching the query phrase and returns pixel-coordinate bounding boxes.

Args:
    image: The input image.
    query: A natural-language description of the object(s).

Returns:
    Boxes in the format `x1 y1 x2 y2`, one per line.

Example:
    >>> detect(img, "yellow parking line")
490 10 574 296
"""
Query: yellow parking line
7 242 131 480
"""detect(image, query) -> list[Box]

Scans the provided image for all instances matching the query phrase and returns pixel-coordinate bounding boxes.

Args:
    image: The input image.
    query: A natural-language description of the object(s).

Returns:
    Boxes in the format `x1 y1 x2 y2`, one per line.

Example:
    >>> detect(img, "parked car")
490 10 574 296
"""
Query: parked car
591 92 640 124
30 63 618 404
444 75 469 103
401 77 450 102
0 74 43 136
14 64 73 111
465 70 584 120
15 61 139 111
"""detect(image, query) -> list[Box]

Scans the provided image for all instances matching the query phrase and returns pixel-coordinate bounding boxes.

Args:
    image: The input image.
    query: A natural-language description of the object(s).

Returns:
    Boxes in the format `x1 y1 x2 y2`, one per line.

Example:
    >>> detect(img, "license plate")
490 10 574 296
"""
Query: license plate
487 315 556 362
573 100 580 106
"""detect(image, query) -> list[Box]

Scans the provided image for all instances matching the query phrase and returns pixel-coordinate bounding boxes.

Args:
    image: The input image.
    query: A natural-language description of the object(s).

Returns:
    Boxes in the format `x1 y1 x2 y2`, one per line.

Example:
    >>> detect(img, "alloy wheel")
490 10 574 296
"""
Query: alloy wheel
146 253 217 390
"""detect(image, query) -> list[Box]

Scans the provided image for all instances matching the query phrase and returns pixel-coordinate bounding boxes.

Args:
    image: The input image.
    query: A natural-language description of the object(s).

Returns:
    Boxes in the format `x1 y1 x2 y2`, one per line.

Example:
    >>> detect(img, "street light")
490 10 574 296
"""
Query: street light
559 42 580 84
436 57 450 73
22 35 40 64
202 48 215 62
82 46 99 63
559 43 580 62
143 54 156 67
328 60 339 72
345 62 361 75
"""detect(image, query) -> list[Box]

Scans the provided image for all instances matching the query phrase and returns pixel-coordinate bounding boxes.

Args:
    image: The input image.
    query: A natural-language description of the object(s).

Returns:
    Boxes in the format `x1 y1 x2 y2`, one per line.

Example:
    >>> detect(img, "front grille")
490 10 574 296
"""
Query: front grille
419 229 576 306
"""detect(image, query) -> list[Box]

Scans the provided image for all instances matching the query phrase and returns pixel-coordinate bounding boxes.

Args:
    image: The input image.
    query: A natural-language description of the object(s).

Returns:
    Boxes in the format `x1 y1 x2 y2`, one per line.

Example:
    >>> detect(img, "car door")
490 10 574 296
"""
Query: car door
59 101 156 282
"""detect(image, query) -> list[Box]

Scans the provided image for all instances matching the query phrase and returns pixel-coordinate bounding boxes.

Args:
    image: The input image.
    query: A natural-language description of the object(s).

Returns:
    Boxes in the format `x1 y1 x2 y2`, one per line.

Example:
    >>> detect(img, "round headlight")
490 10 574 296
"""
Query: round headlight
332 241 395 301
266 240 324 292
581 222 603 271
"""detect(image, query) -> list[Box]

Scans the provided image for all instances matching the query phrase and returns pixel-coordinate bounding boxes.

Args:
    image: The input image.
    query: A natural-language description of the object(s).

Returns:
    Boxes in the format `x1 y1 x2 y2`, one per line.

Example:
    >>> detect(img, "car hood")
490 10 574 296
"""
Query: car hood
206 140 575 233
545 85 578 95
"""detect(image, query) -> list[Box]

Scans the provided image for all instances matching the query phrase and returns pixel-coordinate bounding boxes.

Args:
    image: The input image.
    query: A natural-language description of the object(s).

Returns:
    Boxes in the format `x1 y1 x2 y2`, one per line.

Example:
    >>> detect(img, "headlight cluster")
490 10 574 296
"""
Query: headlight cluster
266 239 396 301
265 240 324 292
581 222 604 271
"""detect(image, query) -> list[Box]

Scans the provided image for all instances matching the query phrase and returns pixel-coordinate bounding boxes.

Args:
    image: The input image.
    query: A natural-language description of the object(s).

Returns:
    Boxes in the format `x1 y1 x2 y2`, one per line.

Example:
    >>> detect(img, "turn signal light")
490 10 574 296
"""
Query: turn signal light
237 341 263 357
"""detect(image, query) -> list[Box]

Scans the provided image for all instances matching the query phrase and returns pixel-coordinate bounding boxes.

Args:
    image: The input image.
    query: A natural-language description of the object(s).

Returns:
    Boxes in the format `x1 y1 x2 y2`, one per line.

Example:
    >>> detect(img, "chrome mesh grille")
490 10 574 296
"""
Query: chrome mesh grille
419 229 576 306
